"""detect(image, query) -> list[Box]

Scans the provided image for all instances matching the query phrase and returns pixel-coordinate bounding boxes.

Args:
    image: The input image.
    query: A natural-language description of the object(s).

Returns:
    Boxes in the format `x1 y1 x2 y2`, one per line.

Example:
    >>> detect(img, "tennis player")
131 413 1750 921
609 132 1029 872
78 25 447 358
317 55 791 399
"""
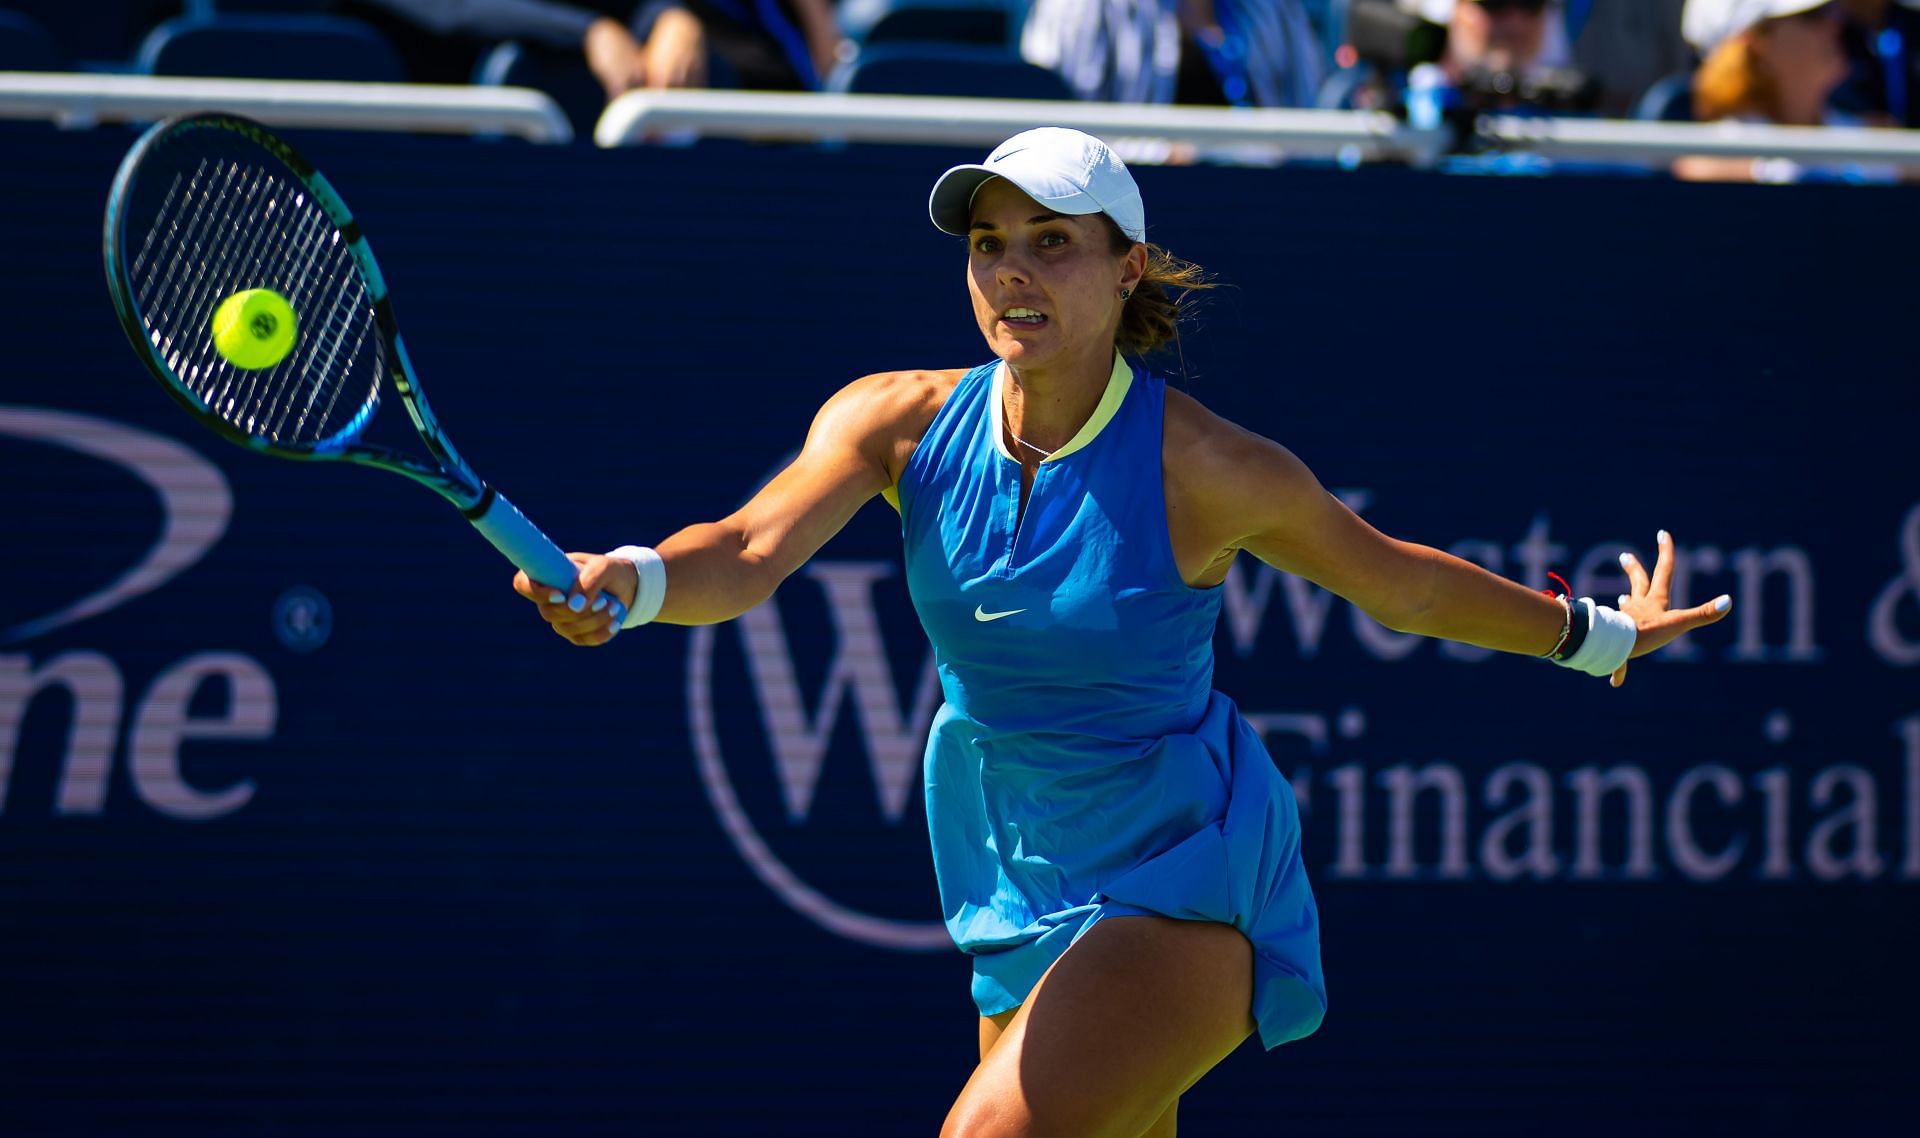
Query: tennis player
515 127 1733 1137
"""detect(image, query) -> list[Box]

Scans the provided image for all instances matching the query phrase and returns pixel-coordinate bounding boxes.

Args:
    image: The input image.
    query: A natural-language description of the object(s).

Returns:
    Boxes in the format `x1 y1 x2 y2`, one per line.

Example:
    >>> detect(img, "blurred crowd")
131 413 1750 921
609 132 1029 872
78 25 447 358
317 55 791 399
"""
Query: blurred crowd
2 1 1914 172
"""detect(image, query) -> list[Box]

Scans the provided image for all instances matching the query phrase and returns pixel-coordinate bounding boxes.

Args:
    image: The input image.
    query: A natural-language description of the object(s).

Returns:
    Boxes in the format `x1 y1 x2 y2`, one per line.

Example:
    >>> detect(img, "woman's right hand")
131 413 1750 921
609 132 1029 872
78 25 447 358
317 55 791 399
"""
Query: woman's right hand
512 552 638 647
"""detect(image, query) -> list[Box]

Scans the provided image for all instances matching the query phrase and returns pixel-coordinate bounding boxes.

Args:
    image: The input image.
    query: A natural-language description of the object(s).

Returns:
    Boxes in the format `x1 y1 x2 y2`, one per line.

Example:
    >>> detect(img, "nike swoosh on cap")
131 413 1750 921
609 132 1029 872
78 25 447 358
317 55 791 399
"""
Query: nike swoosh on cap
973 605 1026 622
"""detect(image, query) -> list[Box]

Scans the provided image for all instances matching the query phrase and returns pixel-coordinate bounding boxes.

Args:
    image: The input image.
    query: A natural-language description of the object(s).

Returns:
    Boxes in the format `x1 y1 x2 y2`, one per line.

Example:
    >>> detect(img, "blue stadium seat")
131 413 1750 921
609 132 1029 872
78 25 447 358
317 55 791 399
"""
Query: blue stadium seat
134 14 407 82
1634 71 1695 121
186 1 334 10
828 42 1072 100
0 8 65 71
864 4 1014 48
842 0 1030 46
473 40 604 142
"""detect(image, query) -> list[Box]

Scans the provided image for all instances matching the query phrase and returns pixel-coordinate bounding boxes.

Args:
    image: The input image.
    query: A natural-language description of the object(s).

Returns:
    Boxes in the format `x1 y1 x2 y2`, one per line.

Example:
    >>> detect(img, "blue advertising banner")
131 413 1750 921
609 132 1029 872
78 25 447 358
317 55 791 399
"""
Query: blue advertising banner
1 126 1916 1136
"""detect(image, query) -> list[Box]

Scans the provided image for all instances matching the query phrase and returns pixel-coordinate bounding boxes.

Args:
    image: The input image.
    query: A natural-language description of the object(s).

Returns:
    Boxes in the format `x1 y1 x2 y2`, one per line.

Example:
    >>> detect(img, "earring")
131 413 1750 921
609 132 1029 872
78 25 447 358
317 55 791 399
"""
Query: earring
1120 288 1132 300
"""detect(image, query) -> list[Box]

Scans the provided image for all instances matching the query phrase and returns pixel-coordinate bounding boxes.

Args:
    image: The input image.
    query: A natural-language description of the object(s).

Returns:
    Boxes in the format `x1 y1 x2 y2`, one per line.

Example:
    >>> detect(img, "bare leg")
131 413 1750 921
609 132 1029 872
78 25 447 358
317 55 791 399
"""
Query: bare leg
977 1012 1181 1136
944 916 1254 1138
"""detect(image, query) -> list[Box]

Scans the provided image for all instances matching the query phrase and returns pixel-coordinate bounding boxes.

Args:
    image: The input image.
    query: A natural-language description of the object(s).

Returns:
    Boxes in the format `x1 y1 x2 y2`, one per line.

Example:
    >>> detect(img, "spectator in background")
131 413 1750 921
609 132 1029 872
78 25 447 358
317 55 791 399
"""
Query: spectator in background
1388 0 1599 114
338 0 837 94
1677 0 1857 181
1568 0 1693 118
1021 0 1328 108
1831 0 1920 124
1425 0 1565 81
1684 0 1847 123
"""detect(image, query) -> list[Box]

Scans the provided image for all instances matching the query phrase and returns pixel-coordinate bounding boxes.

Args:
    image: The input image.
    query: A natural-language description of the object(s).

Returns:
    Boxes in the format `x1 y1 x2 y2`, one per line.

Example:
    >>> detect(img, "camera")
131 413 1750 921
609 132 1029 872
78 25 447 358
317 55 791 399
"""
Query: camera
1345 0 1601 115
1453 64 1602 113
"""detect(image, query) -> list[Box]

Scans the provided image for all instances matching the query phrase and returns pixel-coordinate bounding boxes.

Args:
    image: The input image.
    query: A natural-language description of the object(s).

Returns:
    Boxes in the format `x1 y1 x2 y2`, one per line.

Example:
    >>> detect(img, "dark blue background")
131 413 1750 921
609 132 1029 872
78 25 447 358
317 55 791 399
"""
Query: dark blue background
1 125 1916 1136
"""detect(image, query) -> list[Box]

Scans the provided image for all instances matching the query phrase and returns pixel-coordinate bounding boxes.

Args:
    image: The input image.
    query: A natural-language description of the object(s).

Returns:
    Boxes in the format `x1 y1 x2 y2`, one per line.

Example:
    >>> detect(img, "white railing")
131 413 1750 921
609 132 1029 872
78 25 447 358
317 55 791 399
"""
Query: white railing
595 89 1449 165
0 72 572 143
8 72 1920 175
1479 114 1920 169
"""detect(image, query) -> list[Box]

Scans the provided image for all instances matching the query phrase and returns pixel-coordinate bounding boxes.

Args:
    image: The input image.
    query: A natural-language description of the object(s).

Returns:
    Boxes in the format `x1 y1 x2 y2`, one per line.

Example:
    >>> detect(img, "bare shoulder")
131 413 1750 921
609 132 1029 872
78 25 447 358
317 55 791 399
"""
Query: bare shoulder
1162 387 1317 517
1159 383 1328 552
809 368 969 485
842 368 965 425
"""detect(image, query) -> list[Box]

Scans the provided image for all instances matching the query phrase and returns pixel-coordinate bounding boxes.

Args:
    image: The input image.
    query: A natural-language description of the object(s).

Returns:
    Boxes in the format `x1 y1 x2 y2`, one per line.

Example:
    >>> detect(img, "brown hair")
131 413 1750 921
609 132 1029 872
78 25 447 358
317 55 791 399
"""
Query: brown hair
1693 33 1779 122
1100 217 1216 357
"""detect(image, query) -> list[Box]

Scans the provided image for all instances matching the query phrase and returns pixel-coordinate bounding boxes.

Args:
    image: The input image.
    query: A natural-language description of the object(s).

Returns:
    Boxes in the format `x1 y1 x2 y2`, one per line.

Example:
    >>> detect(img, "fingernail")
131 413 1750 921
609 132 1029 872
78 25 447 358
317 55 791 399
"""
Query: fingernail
1713 595 1732 613
547 591 565 605
591 595 608 613
1618 594 1631 608
1618 552 1633 568
1658 529 1671 545
567 594 585 612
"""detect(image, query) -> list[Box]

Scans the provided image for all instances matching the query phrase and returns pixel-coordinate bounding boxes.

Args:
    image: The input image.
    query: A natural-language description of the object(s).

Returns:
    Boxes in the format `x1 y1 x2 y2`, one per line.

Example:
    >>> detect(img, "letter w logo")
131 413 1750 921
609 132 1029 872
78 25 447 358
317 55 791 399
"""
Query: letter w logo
735 562 941 824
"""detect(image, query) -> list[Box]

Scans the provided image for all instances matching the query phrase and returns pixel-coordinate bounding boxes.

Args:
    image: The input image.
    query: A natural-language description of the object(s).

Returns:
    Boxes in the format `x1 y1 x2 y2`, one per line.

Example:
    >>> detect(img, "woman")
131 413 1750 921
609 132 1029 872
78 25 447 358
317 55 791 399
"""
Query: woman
515 128 1731 1137
1685 0 1848 124
1677 0 1854 180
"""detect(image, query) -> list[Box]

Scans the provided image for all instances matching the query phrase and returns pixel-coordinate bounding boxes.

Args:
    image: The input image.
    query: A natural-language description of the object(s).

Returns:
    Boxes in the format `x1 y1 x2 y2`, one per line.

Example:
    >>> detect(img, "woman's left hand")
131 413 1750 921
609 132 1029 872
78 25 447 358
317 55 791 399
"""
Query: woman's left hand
1610 529 1733 688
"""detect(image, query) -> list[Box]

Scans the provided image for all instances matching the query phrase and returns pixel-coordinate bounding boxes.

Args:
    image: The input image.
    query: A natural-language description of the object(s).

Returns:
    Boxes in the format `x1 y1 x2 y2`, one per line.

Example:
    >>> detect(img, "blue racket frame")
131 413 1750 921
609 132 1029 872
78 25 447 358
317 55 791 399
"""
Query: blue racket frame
103 113 621 614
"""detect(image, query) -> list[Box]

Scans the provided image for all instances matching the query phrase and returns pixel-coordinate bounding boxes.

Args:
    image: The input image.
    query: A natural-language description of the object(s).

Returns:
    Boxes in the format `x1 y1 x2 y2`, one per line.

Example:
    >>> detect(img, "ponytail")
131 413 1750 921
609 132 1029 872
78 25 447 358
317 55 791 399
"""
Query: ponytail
1102 218 1216 357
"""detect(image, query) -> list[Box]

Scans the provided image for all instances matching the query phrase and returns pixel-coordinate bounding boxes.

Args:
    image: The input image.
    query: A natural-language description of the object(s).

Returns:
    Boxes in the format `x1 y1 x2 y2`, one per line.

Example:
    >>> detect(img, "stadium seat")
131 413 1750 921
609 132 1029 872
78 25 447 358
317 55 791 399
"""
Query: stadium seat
1634 71 1695 121
0 8 65 71
186 1 334 11
134 14 407 82
844 0 1036 45
863 4 1014 48
473 40 604 142
827 42 1072 100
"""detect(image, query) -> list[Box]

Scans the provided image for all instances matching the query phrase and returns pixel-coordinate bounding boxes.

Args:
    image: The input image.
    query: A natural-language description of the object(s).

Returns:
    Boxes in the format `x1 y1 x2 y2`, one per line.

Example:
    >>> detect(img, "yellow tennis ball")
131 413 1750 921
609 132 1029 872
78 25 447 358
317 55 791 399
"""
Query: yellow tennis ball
210 288 297 370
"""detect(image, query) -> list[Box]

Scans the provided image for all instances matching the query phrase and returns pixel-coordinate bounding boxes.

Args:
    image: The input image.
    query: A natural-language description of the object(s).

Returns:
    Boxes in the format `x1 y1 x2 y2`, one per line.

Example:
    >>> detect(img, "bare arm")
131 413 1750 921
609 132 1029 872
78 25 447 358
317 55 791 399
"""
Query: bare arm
1166 392 1727 677
512 370 955 639
652 370 942 624
1187 417 1566 654
790 0 843 85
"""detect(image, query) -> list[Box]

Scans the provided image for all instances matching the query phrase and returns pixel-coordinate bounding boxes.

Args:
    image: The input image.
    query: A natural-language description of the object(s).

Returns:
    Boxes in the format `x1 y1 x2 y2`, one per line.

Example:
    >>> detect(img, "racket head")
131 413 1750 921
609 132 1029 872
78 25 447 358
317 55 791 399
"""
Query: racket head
104 113 401 462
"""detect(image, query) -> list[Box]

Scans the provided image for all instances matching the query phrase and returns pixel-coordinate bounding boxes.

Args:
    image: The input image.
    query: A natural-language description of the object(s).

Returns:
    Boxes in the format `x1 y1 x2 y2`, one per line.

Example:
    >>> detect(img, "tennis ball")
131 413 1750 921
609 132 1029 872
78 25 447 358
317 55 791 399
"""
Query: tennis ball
211 288 297 370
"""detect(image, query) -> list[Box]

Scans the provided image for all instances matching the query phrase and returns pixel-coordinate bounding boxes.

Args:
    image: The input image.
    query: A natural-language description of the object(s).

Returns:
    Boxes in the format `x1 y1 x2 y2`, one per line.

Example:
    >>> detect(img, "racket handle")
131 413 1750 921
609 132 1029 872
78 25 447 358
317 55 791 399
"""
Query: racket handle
469 488 630 626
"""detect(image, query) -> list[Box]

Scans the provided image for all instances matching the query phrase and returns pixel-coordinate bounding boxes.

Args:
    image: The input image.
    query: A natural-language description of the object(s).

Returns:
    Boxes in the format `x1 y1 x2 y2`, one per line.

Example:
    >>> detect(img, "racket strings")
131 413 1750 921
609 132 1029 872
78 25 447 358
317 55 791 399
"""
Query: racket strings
236 198 334 428
274 232 376 442
126 133 383 451
181 162 276 411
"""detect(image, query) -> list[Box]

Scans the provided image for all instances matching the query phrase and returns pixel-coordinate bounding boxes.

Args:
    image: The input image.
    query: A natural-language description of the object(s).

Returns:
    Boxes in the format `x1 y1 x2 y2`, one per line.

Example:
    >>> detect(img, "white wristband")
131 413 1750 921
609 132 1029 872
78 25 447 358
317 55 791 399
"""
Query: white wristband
605 545 666 629
1558 598 1637 678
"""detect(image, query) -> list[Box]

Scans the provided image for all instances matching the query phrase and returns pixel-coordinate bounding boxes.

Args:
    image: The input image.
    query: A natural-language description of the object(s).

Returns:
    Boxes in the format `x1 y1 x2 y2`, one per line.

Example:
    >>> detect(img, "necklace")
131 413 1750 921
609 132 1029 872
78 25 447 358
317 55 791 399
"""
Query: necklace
1006 425 1057 460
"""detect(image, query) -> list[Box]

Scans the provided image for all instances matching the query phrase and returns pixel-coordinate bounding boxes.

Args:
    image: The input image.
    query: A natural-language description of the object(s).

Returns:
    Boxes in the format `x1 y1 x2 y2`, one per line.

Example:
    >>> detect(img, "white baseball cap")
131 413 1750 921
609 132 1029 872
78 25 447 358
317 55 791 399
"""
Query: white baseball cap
1682 0 1831 53
929 127 1146 244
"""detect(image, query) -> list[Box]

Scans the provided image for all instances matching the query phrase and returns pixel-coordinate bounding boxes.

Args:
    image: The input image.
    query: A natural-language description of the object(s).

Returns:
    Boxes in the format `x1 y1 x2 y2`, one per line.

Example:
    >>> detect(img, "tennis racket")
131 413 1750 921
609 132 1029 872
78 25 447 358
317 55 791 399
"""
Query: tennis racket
102 113 622 622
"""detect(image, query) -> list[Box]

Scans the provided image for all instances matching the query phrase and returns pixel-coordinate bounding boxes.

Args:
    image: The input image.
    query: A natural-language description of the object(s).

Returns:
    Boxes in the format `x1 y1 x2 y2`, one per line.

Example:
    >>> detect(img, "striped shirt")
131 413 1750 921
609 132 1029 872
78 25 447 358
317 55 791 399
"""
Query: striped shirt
1021 0 1328 108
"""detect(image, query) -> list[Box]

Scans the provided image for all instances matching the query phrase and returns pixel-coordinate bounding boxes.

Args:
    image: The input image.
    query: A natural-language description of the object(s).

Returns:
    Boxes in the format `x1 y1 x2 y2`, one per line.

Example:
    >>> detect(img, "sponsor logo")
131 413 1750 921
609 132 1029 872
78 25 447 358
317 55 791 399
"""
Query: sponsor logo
0 406 275 821
972 605 1025 623
1 407 230 645
688 559 950 951
689 457 949 950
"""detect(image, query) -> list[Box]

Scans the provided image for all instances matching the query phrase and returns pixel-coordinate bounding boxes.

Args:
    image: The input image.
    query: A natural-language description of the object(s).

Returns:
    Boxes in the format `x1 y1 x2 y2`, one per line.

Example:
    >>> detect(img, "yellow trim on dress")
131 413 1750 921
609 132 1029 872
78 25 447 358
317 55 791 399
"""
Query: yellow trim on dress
885 354 1133 511
989 352 1134 464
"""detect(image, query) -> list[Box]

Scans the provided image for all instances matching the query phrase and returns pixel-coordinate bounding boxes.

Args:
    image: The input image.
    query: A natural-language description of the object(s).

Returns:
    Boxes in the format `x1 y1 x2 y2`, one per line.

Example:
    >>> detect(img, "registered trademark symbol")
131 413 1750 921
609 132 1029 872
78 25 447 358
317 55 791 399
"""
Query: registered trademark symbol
272 586 332 652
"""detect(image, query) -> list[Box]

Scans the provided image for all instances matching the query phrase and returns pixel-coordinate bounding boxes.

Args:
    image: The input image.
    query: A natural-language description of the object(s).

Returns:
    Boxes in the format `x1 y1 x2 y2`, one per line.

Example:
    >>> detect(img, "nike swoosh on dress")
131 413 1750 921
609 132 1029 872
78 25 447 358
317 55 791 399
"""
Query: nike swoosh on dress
973 605 1026 622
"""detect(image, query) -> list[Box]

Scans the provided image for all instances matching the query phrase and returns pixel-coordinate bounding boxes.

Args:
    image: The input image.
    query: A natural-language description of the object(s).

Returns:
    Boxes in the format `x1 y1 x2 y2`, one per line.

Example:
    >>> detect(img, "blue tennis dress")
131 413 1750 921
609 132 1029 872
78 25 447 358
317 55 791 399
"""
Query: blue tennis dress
895 354 1326 1050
